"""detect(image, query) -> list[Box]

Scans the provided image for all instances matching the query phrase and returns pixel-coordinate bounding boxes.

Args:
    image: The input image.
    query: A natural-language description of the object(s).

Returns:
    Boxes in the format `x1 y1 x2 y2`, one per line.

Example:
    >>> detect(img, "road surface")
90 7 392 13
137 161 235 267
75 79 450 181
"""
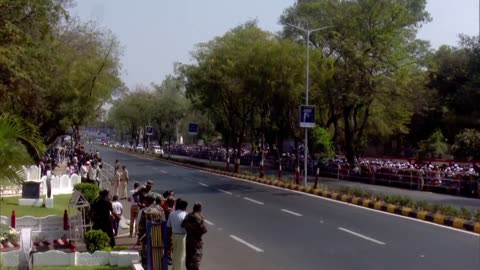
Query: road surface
96 145 480 270
167 154 480 209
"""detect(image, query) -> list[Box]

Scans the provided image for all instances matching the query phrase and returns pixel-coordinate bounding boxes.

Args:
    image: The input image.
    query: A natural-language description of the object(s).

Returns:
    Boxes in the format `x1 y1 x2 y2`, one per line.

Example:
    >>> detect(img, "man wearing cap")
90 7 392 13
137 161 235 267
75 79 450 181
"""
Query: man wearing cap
182 202 207 270
134 180 153 209
138 193 166 269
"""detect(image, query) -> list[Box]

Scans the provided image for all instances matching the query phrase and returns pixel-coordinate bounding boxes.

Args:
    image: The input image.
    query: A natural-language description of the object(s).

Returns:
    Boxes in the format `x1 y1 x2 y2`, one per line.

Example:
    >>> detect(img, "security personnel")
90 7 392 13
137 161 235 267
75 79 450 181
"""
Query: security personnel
138 194 166 269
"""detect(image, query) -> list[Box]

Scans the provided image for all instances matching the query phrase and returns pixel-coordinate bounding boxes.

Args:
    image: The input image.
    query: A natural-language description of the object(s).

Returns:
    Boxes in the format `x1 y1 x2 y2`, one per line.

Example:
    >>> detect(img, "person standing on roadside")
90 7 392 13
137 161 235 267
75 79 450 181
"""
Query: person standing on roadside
167 199 188 270
128 182 141 237
88 162 98 185
182 203 207 270
91 189 117 247
120 165 129 199
111 195 123 236
114 165 122 197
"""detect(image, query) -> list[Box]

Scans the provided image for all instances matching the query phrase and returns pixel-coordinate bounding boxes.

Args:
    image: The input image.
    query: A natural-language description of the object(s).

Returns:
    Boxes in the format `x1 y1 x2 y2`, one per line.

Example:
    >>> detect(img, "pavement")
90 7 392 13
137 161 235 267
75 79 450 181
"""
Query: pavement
93 145 480 270
166 154 480 210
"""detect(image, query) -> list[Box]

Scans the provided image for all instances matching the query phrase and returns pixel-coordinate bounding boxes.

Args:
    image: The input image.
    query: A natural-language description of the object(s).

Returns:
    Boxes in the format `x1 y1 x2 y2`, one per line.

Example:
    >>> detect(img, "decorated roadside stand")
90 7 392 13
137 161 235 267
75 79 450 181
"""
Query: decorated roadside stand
69 191 91 241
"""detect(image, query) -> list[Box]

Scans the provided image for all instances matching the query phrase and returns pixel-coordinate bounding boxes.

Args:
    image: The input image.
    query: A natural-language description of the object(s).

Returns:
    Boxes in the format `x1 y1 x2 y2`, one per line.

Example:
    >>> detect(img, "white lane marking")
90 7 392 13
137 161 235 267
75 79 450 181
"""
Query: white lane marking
112 148 479 237
281 209 303 217
244 197 264 205
197 170 480 237
230 235 264 253
338 227 386 245
204 219 214 226
160 169 167 174
217 189 232 195
198 182 209 187
320 220 325 224
116 233 130 237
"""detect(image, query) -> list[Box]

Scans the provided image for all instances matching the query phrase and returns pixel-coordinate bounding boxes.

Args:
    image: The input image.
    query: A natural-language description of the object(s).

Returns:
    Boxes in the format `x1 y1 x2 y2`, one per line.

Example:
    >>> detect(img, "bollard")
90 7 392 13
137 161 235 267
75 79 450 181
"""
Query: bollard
63 210 69 230
314 167 319 189
295 166 300 185
226 157 230 172
11 210 16 229
278 164 282 181
259 160 265 178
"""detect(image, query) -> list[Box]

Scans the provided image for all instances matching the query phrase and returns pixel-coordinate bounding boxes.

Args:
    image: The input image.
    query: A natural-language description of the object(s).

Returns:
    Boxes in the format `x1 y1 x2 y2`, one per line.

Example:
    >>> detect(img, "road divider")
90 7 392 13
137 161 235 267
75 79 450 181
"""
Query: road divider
229 235 264 253
99 146 480 235
244 197 264 205
338 227 386 245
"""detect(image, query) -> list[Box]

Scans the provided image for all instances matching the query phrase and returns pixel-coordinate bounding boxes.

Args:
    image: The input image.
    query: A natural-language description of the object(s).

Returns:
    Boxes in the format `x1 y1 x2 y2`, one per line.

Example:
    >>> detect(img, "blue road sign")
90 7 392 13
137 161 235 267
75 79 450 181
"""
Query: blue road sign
188 123 199 135
146 126 153 136
299 105 315 128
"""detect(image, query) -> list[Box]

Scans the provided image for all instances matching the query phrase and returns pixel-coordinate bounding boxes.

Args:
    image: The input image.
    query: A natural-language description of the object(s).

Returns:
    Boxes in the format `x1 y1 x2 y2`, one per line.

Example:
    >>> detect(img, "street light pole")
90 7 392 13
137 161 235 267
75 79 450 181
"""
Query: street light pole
287 23 333 187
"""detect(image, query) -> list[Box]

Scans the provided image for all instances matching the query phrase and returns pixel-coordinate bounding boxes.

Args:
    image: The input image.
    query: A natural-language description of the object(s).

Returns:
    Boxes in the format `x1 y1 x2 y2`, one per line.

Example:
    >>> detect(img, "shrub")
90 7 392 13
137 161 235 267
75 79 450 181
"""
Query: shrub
414 200 431 211
84 229 110 253
458 207 473 220
475 209 480 223
0 223 18 244
74 183 100 204
438 205 458 217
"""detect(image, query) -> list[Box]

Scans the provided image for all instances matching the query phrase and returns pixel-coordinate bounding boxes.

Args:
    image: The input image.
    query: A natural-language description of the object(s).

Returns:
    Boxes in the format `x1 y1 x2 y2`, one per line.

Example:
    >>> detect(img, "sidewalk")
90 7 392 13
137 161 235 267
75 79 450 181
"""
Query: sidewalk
167 154 480 209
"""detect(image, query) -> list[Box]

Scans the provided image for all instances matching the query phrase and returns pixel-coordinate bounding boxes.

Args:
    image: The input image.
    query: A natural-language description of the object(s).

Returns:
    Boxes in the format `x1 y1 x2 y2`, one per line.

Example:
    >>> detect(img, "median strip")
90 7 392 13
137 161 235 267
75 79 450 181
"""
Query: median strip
338 227 386 245
230 235 264 253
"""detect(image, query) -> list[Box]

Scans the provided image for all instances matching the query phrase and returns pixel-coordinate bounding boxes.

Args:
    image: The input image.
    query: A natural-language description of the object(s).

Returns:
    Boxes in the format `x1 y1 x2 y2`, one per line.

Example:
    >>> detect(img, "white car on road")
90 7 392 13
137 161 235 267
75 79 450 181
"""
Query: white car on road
136 145 144 151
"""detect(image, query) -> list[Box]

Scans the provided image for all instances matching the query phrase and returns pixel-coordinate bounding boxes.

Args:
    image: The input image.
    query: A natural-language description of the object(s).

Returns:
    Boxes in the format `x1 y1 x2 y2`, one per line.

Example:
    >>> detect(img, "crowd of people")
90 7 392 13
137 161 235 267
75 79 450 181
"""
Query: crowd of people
89 168 207 270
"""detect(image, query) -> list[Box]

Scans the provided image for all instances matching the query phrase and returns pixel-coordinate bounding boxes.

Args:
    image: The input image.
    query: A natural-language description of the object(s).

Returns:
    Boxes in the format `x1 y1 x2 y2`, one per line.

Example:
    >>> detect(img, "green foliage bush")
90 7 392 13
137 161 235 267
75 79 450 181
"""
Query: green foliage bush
74 183 100 204
84 230 110 253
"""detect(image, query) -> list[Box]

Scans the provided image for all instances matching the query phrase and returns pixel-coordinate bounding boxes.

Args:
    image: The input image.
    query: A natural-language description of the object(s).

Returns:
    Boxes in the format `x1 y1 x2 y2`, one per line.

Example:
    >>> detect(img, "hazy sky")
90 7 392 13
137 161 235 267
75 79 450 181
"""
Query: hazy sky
72 0 479 89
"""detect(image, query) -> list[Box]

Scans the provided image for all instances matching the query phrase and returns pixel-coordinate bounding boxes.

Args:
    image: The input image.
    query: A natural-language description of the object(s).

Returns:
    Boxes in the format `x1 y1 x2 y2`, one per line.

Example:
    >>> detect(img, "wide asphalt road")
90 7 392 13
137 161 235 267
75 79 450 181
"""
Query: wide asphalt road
96 145 480 270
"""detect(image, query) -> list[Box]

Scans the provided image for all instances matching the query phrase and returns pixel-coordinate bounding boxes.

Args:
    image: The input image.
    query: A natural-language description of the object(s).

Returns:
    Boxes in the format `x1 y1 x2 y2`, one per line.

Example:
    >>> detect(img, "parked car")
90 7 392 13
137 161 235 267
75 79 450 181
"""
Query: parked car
153 145 164 155
136 145 144 151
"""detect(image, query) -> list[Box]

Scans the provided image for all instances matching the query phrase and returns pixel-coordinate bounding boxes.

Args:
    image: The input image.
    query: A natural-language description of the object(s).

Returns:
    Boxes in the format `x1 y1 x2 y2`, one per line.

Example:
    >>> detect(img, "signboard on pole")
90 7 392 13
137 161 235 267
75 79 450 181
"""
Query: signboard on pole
146 126 153 136
188 123 199 135
299 105 315 128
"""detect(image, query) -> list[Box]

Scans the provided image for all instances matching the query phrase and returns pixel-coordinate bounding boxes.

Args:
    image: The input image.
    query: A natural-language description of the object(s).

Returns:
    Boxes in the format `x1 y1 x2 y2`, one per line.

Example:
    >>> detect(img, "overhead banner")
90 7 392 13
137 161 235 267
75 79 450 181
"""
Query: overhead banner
299 105 315 128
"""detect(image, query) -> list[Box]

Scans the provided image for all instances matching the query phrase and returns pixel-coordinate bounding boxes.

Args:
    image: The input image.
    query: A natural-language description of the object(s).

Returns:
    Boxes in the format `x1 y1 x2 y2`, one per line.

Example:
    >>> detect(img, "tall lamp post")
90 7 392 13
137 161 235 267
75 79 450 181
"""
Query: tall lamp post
287 23 333 187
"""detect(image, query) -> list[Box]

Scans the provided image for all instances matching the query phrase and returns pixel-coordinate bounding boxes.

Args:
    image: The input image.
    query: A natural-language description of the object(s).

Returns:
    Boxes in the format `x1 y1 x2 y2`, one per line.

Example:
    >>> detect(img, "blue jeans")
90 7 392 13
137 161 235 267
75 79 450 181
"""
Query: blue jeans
114 220 119 236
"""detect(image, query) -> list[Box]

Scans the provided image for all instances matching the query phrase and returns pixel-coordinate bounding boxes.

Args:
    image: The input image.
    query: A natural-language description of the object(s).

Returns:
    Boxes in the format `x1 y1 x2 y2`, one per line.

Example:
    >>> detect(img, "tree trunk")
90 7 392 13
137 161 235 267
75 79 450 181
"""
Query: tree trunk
343 108 356 165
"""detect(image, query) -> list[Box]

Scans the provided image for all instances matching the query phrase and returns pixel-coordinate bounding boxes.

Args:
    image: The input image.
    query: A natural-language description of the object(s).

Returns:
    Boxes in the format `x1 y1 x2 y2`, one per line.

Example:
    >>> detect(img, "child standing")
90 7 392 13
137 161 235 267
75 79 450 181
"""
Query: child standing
111 195 123 236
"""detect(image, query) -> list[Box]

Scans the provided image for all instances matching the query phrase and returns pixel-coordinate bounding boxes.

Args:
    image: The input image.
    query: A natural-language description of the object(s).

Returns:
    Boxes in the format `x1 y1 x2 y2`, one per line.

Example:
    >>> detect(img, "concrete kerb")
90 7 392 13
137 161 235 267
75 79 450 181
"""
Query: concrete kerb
106 147 480 234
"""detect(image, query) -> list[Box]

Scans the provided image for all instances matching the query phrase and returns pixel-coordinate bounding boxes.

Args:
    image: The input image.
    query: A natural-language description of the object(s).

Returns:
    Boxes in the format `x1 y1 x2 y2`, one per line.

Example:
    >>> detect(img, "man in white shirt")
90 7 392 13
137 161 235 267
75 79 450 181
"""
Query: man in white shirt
88 162 98 184
167 199 188 270
80 161 90 182
111 195 123 236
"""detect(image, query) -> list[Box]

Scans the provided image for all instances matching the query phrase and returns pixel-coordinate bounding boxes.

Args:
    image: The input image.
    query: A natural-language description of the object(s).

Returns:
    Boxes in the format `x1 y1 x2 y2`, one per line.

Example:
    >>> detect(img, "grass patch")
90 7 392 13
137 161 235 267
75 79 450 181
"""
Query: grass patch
0 194 75 217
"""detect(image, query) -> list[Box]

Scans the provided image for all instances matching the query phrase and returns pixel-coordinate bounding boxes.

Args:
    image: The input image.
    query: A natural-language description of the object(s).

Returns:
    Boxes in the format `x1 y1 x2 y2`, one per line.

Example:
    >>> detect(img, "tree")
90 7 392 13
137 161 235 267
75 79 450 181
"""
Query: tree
0 114 46 188
281 0 430 164
311 127 335 160
451 129 480 160
0 1 123 147
417 129 448 160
